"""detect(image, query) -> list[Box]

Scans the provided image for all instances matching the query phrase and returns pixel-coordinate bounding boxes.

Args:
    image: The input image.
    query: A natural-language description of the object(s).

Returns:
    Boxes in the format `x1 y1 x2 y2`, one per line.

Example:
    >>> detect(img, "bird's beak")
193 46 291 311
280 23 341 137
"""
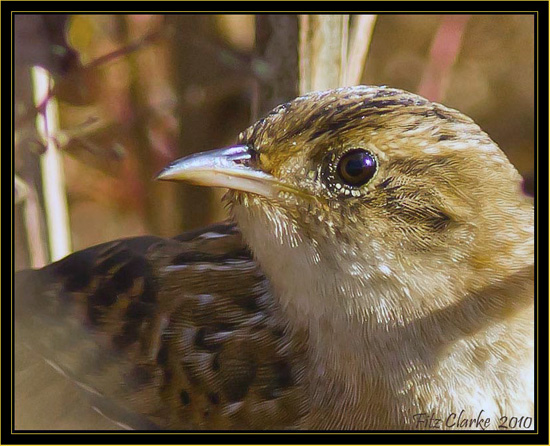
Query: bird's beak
156 145 286 199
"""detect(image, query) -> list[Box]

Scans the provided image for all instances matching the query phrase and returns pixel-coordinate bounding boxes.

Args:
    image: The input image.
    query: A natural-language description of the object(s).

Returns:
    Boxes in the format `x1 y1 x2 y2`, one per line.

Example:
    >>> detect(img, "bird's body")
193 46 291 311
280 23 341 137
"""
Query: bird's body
16 224 310 429
15 86 534 430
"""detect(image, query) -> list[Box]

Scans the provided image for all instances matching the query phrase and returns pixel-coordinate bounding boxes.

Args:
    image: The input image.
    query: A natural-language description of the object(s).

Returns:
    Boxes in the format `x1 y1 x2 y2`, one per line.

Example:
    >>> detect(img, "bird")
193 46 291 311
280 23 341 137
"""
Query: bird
14 85 534 431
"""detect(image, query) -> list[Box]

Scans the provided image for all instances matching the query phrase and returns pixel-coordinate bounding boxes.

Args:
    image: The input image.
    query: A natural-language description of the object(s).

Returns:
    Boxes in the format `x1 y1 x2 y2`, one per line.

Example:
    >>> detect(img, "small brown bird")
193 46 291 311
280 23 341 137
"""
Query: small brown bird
15 86 534 430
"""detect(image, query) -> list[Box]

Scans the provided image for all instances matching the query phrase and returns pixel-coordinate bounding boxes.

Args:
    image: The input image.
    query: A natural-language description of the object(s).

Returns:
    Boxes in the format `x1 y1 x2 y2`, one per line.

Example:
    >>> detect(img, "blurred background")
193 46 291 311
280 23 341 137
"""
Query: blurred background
14 14 535 271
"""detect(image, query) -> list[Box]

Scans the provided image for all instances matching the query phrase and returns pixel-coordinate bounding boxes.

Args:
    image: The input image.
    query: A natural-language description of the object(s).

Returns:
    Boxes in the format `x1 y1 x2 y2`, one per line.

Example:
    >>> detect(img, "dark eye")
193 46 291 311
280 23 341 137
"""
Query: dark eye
336 149 377 187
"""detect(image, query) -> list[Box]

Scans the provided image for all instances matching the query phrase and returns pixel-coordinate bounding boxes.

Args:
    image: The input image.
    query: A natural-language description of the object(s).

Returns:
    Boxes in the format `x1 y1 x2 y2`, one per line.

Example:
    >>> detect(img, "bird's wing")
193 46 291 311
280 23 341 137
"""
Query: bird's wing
14 222 308 430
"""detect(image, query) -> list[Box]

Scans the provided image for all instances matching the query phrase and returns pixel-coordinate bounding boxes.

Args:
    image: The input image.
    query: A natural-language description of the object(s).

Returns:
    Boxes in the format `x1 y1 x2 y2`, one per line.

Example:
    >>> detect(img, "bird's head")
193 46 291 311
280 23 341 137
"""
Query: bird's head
159 86 533 319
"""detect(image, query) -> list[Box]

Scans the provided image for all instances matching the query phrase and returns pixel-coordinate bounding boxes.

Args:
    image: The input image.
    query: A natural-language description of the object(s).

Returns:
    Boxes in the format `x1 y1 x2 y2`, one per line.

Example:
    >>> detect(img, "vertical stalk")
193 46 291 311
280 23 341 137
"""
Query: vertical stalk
299 14 377 93
15 175 49 268
31 66 71 262
345 15 377 86
418 15 470 102
299 15 349 93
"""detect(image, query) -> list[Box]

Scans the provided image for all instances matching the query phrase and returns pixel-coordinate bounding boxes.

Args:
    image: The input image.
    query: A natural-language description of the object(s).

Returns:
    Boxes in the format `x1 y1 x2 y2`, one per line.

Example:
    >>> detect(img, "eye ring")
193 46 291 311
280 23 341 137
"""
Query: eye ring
336 149 378 187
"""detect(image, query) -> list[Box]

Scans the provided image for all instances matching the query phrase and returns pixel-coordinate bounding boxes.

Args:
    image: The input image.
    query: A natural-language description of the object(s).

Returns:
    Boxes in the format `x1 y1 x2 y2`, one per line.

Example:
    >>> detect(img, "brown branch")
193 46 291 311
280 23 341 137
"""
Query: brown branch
17 27 165 129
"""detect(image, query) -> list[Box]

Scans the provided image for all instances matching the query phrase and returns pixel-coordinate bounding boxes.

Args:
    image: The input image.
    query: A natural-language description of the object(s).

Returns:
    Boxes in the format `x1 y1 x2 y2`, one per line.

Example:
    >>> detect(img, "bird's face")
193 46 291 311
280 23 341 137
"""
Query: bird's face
159 86 532 315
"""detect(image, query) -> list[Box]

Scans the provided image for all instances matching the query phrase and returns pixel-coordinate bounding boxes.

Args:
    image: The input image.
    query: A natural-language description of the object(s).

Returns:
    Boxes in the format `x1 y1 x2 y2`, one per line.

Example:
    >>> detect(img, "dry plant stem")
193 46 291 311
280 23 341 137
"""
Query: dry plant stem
15 176 49 268
32 67 72 262
418 15 470 102
14 174 29 205
299 15 350 93
345 15 377 86
21 191 49 268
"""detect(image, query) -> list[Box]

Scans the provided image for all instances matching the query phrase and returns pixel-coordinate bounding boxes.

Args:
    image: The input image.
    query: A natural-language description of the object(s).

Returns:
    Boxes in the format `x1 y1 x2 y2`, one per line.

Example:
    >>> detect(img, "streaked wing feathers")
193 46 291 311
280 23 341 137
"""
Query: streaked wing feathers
15 223 308 430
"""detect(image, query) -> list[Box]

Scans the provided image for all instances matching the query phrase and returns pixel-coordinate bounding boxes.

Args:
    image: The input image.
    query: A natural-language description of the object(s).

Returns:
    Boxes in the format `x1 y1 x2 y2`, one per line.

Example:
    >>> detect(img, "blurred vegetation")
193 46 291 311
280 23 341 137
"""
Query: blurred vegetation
14 14 534 269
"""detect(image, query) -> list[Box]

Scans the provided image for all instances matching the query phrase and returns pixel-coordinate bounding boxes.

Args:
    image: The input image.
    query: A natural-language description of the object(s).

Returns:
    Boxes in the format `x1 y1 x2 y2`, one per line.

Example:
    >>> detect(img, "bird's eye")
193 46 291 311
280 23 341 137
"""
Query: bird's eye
336 149 377 187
